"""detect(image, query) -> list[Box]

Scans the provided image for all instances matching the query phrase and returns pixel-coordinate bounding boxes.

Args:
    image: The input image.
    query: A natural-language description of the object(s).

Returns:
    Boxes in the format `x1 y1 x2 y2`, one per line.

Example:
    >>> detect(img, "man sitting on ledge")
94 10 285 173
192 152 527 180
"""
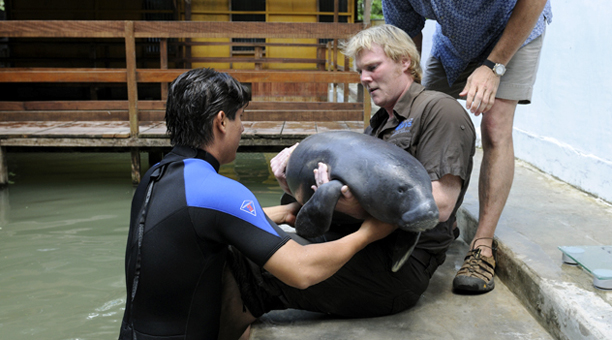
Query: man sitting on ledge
224 24 475 338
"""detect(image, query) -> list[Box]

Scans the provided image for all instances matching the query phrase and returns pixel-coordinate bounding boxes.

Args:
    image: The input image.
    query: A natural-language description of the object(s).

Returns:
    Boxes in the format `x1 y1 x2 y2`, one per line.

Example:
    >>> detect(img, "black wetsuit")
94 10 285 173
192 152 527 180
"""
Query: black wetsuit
119 146 291 340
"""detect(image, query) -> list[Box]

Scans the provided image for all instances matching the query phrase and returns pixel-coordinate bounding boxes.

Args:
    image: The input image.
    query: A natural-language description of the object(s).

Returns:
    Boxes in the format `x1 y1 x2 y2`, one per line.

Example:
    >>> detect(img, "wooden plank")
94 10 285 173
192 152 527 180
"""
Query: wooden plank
0 101 165 111
248 101 362 110
136 69 360 84
346 121 365 133
0 21 125 38
282 121 317 137
243 121 284 136
0 121 71 137
174 57 325 64
315 121 349 132
133 22 362 39
0 101 358 112
243 110 362 122
0 137 172 148
174 41 327 48
0 110 164 122
0 110 130 121
0 110 359 124
0 68 127 83
240 121 255 135
0 121 362 149
139 122 168 138
0 69 360 84
30 121 131 138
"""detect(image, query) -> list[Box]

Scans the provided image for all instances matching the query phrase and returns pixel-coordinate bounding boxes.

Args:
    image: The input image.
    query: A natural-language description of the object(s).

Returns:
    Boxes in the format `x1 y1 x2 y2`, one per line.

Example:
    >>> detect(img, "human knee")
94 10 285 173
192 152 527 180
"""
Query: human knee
480 99 517 147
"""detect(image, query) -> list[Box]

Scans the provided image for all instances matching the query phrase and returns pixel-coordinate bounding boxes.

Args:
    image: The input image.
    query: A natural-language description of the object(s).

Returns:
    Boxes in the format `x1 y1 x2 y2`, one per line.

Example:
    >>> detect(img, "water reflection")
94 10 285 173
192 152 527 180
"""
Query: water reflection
0 151 283 340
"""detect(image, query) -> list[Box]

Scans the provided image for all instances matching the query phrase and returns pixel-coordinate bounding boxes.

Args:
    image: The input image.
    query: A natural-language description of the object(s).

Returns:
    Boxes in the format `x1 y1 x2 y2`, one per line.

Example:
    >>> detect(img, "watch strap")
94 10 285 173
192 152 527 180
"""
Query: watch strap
483 59 496 71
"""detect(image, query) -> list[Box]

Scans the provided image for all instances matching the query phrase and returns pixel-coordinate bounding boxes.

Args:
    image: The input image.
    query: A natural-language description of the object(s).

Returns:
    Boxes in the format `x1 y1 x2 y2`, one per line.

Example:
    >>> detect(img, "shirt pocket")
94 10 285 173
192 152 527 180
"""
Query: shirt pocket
386 131 413 150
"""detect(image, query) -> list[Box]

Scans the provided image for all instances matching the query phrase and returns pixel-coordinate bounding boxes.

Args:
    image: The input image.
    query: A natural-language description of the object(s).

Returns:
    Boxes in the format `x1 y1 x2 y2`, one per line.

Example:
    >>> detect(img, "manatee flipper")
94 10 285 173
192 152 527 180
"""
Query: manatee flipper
391 231 421 272
295 179 344 238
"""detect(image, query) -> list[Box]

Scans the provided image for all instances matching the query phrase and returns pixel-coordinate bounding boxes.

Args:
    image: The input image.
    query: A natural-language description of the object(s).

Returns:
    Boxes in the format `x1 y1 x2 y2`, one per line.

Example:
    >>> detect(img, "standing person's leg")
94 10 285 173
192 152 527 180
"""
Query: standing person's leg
451 99 516 294
472 98 517 258
423 32 545 293
455 33 545 293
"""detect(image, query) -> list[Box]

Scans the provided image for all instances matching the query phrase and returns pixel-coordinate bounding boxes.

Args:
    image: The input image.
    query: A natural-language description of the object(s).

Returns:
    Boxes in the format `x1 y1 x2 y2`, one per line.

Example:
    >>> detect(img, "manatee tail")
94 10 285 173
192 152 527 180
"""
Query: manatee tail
295 179 344 238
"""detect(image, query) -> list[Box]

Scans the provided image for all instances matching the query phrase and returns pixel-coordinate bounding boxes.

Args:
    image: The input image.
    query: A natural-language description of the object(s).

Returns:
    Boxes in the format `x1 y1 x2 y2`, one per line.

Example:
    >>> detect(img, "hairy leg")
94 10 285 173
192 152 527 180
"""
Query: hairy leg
474 98 518 256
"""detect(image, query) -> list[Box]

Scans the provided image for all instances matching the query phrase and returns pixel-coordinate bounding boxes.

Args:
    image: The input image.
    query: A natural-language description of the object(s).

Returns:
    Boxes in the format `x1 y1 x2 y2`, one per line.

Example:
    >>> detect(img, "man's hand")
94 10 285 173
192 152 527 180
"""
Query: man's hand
262 202 301 226
270 143 299 194
459 65 501 116
311 162 369 220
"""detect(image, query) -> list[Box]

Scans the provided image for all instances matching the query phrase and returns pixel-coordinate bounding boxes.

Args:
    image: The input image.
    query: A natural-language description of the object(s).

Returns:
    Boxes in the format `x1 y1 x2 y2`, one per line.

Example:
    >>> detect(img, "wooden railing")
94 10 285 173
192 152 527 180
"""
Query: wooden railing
0 20 370 184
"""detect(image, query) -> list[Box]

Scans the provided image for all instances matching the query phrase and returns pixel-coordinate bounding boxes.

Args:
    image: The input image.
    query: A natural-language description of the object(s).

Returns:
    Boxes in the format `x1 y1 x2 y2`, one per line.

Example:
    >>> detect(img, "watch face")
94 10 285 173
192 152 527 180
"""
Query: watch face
494 64 506 76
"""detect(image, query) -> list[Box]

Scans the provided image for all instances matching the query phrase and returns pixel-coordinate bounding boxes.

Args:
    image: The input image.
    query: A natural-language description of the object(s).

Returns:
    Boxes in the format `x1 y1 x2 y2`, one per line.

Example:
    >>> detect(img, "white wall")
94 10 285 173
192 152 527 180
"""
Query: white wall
420 1 612 203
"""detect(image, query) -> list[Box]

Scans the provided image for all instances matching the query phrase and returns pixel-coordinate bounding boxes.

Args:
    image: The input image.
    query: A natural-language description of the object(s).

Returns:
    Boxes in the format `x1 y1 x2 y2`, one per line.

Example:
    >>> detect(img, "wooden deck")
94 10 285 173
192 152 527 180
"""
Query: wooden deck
0 120 364 149
0 20 370 184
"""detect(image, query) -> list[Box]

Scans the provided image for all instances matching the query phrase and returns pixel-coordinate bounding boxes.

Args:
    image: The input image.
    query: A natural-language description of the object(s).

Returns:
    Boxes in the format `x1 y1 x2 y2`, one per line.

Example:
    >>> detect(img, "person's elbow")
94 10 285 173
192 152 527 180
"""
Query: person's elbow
431 175 462 223
281 269 319 290
263 242 327 290
437 202 455 223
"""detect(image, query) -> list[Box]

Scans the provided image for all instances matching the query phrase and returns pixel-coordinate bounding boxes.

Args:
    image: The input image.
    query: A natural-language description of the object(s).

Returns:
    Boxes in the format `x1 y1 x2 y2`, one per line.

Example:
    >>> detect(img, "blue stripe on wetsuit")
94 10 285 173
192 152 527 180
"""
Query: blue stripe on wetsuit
182 158 280 237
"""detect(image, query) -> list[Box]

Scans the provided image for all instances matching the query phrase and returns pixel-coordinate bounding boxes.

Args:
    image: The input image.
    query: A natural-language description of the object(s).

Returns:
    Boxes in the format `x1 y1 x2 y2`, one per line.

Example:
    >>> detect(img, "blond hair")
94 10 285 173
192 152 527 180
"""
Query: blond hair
342 24 422 83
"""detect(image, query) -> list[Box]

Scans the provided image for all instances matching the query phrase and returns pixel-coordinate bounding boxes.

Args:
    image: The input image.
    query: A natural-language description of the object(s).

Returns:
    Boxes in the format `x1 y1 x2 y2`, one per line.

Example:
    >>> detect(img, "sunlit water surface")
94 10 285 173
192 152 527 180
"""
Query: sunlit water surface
0 152 283 340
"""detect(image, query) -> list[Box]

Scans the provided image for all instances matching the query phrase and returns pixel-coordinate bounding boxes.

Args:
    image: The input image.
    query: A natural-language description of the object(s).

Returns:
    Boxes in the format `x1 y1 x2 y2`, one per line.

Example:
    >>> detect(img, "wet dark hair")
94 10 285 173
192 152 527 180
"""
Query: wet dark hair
165 68 251 148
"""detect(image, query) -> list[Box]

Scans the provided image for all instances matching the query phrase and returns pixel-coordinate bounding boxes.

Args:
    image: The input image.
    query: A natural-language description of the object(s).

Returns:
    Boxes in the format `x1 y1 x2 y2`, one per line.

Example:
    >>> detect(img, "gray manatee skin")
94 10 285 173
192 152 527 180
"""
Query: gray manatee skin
285 131 439 238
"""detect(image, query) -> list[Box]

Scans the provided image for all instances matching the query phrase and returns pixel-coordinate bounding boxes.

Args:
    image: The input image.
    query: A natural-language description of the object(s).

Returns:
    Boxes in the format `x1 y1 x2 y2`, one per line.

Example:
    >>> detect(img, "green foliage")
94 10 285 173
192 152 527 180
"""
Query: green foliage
0 0 4 12
358 0 384 21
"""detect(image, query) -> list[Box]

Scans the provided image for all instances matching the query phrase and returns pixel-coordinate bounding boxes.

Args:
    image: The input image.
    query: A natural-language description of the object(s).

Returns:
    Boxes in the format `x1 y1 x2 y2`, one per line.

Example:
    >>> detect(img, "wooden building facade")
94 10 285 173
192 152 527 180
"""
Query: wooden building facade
1 0 358 102
0 1 373 184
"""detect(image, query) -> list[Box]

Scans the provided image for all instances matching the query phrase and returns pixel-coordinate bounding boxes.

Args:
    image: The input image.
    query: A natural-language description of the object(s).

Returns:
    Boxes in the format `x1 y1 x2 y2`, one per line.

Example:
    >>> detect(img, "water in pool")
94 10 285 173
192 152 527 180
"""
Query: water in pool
0 151 284 339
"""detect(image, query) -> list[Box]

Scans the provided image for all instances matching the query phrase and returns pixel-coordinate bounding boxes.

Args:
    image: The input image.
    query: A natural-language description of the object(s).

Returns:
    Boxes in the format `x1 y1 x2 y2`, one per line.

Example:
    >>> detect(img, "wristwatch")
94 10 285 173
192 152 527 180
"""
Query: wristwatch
483 59 506 77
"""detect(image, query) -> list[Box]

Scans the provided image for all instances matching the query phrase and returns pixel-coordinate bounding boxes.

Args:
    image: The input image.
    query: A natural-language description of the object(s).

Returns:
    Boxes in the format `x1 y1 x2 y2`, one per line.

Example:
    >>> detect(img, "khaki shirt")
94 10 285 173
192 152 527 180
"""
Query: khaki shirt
366 82 475 253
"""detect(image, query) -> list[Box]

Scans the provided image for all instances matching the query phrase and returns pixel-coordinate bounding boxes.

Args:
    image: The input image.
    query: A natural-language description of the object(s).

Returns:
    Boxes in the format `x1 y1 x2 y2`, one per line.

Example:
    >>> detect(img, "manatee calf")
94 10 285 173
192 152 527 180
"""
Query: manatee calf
285 130 439 241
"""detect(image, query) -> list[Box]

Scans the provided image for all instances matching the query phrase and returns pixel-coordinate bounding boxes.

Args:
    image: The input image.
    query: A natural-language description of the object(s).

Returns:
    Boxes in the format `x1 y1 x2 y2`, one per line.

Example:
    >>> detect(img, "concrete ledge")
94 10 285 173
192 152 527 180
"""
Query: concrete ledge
250 147 612 339
458 149 612 340
251 238 553 340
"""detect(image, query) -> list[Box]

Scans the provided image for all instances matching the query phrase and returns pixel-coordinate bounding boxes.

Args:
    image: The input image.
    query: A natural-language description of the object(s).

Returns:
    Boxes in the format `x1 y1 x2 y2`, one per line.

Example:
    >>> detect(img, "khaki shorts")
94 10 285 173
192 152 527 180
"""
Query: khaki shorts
422 31 545 104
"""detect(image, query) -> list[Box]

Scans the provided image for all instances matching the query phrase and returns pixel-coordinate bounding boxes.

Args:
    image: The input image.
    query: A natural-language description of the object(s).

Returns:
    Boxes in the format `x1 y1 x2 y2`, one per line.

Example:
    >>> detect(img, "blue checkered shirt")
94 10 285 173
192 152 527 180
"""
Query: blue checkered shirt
382 0 553 86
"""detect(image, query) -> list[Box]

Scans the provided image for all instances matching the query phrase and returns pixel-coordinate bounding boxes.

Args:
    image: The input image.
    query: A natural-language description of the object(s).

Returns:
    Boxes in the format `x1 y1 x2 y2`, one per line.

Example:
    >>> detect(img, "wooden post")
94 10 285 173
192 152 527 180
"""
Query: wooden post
317 46 325 71
160 38 168 101
332 0 339 102
0 146 8 187
327 41 332 72
254 46 263 70
184 0 192 69
344 55 349 102
131 148 141 186
364 0 372 28
125 21 141 184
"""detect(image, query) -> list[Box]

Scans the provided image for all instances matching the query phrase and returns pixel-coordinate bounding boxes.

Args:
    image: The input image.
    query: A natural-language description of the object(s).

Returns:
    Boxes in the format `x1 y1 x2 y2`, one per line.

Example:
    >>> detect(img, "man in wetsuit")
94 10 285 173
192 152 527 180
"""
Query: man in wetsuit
118 68 396 340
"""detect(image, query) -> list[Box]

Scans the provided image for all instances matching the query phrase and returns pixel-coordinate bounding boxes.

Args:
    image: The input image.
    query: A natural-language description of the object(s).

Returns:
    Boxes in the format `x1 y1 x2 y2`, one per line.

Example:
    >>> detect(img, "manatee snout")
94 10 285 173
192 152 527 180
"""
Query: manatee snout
400 200 439 232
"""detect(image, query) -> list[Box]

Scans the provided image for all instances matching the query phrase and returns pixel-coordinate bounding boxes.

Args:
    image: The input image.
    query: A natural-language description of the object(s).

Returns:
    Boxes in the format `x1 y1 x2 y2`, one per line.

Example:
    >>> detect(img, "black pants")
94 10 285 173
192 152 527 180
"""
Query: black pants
229 229 447 318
